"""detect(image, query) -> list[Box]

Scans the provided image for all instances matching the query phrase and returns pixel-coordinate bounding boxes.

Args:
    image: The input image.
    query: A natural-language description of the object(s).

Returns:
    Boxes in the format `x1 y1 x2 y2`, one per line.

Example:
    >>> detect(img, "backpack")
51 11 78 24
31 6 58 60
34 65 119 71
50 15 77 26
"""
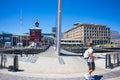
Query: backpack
83 49 89 59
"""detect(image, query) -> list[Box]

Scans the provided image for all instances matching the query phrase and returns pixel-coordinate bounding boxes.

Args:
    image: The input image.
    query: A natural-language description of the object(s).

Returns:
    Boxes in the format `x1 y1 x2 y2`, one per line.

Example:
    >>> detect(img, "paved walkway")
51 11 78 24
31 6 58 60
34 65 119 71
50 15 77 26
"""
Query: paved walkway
0 46 120 80
0 70 120 80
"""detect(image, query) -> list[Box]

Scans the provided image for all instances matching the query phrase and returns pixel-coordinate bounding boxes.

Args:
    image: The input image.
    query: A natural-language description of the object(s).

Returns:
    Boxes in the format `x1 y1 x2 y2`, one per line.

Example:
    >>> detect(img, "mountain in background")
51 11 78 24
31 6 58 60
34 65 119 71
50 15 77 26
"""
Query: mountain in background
111 30 120 39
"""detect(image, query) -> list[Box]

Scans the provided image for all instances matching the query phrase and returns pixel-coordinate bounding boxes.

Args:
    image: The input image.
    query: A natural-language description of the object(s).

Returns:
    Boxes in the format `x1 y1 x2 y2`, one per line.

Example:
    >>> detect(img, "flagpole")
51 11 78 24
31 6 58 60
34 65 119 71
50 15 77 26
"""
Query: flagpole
56 0 62 55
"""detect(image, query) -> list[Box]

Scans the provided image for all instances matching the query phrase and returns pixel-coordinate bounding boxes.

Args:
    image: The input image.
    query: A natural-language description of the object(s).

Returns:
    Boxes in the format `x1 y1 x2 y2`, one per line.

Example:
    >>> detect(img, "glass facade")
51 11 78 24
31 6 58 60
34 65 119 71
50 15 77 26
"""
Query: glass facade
0 33 12 46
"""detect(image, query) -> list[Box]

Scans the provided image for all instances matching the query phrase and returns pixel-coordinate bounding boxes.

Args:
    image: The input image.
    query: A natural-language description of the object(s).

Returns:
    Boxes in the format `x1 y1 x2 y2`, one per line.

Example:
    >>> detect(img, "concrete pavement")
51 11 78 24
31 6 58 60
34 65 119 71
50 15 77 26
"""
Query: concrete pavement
0 46 120 80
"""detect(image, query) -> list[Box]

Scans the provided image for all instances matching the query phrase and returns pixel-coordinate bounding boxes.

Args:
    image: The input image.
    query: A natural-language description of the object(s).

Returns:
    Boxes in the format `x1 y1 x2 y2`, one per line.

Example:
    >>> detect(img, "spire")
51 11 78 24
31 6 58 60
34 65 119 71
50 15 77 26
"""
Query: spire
35 21 39 27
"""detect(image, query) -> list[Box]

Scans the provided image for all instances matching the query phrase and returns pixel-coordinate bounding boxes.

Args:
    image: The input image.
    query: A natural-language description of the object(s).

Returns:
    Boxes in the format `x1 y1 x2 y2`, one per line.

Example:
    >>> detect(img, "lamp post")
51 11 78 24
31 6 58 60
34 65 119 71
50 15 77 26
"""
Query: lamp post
56 0 62 55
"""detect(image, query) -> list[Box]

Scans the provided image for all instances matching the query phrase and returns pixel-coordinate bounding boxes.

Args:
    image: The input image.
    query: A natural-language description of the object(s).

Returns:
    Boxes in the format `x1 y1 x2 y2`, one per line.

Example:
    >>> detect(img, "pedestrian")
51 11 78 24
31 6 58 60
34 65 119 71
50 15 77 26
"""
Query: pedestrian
84 43 96 80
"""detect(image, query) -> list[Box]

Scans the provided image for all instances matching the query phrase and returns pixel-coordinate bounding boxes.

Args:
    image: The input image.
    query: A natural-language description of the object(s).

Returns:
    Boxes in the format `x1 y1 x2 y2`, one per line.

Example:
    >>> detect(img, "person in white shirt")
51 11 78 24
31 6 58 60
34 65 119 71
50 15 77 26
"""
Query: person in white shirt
84 43 96 80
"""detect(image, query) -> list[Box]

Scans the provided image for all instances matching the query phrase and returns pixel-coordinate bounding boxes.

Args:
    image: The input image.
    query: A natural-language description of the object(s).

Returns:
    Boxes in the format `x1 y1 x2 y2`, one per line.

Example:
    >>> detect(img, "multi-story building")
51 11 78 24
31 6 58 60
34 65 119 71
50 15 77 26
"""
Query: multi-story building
64 23 110 45
51 27 56 38
0 32 12 46
42 33 56 45
52 27 57 33
12 33 29 46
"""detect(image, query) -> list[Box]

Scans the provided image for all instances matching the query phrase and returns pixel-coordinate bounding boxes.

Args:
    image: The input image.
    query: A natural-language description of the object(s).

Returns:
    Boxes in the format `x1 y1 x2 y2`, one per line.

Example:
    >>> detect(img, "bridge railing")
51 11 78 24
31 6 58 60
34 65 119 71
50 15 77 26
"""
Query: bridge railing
105 53 120 69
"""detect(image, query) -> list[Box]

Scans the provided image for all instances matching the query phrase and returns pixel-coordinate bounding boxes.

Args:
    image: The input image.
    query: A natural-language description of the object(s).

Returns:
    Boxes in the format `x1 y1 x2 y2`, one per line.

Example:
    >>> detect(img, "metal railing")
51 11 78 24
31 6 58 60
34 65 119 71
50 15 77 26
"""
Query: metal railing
105 53 120 69
0 45 50 55
0 53 19 71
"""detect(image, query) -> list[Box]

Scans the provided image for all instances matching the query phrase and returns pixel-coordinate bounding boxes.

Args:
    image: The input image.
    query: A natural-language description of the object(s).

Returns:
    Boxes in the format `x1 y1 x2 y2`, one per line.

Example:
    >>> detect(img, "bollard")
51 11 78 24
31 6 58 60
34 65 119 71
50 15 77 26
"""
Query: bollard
13 55 19 71
0 54 3 69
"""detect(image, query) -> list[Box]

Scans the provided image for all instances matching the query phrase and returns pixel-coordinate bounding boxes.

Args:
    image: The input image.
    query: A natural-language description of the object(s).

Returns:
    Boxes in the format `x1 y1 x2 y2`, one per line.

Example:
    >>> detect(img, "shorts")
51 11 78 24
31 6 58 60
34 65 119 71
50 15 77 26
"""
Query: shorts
87 62 95 68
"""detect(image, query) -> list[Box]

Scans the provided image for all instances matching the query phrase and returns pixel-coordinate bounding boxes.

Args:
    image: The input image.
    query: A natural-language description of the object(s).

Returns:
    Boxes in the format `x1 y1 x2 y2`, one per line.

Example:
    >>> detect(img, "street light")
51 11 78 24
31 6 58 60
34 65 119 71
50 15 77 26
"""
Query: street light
56 0 62 56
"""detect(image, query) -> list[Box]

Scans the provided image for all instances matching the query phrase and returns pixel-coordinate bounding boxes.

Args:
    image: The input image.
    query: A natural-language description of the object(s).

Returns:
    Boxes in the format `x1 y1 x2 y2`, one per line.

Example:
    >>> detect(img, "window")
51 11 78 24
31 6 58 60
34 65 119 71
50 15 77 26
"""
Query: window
4 37 10 40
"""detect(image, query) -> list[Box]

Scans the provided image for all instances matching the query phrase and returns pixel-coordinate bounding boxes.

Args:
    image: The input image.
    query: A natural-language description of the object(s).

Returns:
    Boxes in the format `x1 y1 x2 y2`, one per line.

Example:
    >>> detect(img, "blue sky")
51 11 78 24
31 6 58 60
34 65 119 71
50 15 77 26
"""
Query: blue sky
0 0 120 34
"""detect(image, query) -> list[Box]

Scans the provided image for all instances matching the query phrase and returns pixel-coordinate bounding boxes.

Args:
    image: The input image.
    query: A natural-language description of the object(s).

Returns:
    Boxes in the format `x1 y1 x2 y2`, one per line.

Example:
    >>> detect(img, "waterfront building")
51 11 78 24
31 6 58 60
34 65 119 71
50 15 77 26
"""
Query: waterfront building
42 26 57 45
110 39 120 47
42 33 56 38
42 33 56 45
0 32 12 47
61 39 82 47
51 27 56 38
64 23 110 45
29 21 42 47
12 33 29 47
52 27 57 33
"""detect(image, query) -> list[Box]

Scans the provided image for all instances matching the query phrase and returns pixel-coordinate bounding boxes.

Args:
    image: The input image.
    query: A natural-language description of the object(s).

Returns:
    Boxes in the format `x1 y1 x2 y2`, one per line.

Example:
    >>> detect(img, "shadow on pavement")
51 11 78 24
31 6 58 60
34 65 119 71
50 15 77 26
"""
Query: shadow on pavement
93 75 103 80
60 53 83 57
17 69 24 72
8 69 24 72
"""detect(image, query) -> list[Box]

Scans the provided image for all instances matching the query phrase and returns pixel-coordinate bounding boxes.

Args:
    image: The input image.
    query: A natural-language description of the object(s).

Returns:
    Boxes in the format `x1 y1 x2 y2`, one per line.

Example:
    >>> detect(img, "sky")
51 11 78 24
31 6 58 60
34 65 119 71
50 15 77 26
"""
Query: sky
0 0 120 34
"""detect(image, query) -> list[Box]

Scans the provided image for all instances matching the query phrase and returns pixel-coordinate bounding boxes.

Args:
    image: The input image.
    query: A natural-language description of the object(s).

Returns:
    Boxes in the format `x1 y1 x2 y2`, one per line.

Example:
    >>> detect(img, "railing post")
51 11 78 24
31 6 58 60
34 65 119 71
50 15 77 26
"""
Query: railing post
20 49 23 57
119 53 120 65
3 54 7 68
105 54 108 68
113 54 115 66
117 53 119 66
26 50 28 57
0 54 3 69
108 54 113 68
106 54 112 69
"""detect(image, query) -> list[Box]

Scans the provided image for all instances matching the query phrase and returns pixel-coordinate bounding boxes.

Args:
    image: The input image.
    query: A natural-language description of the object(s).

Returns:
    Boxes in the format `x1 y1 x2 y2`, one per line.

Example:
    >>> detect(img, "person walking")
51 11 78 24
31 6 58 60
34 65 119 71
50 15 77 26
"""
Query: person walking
84 43 96 80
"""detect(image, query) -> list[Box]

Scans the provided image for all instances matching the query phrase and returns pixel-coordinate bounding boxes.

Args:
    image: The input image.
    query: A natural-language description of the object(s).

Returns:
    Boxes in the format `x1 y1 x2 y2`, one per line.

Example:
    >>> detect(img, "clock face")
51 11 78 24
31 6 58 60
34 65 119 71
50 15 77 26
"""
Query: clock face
32 31 35 36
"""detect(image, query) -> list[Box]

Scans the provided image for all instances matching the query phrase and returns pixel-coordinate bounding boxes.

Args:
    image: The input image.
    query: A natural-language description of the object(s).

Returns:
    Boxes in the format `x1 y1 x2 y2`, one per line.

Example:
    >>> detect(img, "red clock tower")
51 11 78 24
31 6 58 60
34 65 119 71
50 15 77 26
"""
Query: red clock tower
29 21 42 47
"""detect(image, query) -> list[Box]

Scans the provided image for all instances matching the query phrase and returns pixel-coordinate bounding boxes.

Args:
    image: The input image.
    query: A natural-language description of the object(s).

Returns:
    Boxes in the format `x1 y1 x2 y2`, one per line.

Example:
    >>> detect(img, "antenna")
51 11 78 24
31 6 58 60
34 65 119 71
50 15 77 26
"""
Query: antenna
20 9 23 43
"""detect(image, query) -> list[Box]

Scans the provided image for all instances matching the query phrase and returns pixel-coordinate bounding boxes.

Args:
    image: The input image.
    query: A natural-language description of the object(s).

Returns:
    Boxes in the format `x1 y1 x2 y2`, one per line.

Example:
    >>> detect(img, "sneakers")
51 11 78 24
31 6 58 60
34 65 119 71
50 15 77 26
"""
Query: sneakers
89 75 94 80
84 73 90 80
84 73 94 80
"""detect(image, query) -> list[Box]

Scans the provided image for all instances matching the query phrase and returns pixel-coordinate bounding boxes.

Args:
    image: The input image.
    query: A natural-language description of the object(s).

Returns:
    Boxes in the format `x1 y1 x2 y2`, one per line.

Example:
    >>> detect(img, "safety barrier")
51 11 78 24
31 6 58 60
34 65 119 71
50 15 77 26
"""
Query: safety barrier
106 53 120 69
0 54 19 71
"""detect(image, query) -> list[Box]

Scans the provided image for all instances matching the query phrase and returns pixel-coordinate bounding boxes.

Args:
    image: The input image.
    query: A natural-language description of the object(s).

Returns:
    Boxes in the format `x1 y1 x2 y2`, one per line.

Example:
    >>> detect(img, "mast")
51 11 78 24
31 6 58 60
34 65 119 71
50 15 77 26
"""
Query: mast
20 9 23 43
56 0 62 55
